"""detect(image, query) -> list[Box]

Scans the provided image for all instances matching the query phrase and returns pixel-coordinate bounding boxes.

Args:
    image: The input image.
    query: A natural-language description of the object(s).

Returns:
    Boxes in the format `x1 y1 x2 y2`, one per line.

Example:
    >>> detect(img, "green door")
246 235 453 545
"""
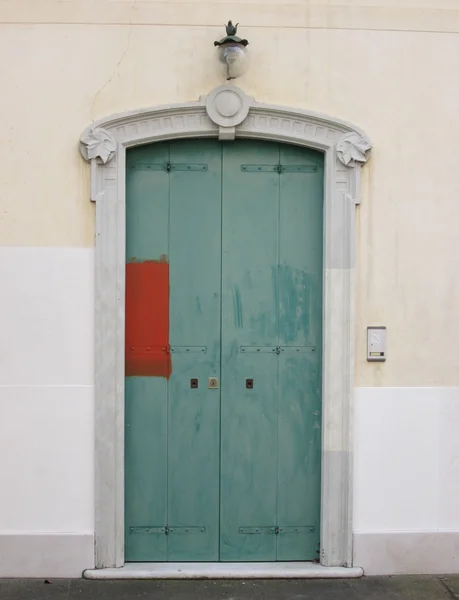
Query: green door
125 139 323 562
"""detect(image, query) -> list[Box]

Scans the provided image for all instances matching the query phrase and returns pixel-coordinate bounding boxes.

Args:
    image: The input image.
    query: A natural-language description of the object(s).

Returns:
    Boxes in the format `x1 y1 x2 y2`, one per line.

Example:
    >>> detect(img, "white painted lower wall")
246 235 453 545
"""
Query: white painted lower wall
353 386 459 574
0 248 95 577
0 248 458 576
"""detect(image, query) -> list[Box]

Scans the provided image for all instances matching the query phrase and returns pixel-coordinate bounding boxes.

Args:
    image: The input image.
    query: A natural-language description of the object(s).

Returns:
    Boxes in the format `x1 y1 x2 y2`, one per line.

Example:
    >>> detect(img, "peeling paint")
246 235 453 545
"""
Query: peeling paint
232 285 244 329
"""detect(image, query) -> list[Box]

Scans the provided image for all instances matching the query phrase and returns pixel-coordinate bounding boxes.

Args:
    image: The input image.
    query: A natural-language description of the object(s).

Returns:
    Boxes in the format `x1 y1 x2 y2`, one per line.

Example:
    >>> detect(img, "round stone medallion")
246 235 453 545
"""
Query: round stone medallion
205 85 251 128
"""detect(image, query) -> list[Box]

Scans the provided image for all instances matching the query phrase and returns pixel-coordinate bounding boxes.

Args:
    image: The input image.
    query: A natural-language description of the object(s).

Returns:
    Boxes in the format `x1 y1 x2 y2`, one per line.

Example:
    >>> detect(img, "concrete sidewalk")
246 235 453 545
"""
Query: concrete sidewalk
1 576 458 600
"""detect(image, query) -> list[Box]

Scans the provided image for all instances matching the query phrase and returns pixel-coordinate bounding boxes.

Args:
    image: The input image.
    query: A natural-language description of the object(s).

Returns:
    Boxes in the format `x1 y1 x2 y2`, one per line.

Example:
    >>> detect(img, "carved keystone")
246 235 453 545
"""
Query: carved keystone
205 85 251 139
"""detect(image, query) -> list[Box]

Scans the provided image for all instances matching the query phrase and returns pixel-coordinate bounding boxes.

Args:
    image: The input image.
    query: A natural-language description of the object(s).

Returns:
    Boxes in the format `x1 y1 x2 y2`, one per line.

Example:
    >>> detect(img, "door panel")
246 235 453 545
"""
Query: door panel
125 142 170 560
277 144 323 561
125 139 222 561
167 139 222 561
125 377 168 560
125 139 323 563
220 141 280 561
277 350 321 560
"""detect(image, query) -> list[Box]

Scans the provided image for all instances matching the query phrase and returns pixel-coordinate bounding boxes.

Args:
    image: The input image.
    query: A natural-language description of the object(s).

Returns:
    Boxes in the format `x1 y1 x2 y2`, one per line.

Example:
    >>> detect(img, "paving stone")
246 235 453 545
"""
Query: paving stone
0 579 71 600
348 576 453 600
438 576 459 599
0 576 455 600
70 579 165 600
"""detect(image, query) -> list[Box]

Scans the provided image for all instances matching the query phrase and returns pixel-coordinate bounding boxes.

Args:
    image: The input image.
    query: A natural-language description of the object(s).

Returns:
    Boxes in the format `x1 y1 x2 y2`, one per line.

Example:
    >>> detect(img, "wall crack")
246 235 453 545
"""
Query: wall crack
90 0 137 120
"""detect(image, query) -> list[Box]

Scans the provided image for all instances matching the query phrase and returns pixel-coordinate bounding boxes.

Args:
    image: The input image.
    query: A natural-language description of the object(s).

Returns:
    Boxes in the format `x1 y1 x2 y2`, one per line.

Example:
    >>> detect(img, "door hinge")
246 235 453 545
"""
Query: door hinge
167 163 208 172
239 525 315 535
169 345 207 354
240 345 316 354
240 164 318 174
164 525 205 535
129 162 208 172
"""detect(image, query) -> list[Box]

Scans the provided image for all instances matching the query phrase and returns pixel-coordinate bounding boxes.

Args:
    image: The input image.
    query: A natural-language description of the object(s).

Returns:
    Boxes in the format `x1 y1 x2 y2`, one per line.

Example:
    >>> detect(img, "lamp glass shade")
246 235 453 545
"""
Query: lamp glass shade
217 42 249 79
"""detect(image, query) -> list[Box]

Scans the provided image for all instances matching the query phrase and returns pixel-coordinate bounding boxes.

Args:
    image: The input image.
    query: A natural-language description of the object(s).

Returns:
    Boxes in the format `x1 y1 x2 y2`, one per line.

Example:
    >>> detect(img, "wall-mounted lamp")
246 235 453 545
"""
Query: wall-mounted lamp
214 21 249 81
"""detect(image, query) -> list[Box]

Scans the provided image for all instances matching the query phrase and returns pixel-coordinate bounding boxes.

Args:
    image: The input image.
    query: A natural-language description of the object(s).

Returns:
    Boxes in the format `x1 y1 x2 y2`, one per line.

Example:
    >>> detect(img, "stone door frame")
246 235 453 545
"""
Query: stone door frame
80 85 371 569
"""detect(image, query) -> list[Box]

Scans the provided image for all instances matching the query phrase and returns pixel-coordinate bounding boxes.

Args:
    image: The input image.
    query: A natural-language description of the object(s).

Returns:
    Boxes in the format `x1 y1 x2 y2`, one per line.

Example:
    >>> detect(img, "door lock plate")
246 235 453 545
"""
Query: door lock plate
208 377 219 389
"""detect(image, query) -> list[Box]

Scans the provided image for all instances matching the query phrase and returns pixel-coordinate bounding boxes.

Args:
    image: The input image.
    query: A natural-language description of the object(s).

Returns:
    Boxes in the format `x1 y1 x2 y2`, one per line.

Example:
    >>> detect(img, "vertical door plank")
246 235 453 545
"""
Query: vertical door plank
220 141 280 561
277 145 324 560
125 378 168 560
167 139 222 561
125 142 170 561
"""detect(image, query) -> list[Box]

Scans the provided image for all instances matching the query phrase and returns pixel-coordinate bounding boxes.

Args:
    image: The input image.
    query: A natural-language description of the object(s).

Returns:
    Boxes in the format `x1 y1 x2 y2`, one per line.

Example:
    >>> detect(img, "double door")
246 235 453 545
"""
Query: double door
125 138 323 562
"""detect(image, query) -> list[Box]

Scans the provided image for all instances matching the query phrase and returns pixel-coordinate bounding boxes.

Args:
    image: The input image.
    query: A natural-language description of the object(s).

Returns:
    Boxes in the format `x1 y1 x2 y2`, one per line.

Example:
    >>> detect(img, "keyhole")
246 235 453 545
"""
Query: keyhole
246 379 254 389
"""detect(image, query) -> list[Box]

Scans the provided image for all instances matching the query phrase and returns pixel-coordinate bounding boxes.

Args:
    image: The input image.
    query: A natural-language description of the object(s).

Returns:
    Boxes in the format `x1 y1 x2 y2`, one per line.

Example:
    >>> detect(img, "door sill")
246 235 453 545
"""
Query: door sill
84 562 363 579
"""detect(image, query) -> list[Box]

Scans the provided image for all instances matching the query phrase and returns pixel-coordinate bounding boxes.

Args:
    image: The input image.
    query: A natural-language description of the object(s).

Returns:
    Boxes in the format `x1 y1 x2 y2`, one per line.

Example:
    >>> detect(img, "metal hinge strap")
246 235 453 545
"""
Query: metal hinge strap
129 163 208 172
240 346 316 354
131 525 205 535
239 525 315 535
241 164 318 173
169 346 207 354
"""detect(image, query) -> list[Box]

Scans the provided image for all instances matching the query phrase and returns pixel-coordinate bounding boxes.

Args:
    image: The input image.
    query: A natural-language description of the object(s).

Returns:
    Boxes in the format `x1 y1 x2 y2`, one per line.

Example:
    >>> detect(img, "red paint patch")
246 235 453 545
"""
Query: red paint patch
125 261 171 378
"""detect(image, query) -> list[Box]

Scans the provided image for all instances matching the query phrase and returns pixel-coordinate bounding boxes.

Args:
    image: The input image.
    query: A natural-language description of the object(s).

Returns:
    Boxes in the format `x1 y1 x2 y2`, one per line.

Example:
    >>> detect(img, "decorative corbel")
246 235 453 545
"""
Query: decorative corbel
80 127 116 164
337 132 372 167
80 127 117 202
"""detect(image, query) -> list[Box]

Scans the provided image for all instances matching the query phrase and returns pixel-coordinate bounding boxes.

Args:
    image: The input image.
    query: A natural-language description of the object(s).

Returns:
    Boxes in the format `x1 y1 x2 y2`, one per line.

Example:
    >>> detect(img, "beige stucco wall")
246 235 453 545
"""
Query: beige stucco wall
1 0 458 386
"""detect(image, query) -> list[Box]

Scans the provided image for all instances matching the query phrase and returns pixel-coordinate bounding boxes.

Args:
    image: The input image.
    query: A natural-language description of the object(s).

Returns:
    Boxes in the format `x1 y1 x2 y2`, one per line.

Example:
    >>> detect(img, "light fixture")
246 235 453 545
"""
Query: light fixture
214 21 249 81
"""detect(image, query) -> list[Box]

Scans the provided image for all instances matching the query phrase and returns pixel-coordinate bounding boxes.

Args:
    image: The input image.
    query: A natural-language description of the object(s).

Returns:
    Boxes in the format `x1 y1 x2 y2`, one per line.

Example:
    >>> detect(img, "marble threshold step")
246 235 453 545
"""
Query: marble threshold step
84 562 364 579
